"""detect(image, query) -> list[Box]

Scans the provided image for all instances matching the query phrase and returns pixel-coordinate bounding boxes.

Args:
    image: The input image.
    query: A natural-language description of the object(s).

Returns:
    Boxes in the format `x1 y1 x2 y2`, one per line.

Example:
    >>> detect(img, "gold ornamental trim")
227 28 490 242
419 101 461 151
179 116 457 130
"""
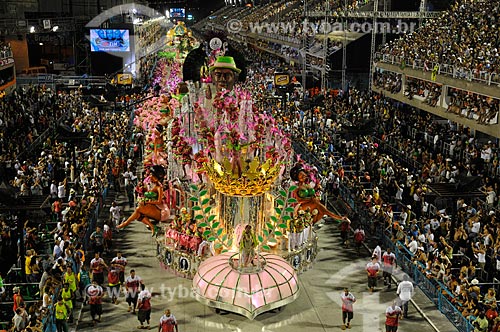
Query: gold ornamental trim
204 157 281 197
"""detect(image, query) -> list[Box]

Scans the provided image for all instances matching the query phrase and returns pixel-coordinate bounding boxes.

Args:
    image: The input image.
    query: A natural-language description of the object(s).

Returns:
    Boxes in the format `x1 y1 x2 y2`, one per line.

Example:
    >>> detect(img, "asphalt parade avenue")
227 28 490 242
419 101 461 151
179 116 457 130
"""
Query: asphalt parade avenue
73 193 456 332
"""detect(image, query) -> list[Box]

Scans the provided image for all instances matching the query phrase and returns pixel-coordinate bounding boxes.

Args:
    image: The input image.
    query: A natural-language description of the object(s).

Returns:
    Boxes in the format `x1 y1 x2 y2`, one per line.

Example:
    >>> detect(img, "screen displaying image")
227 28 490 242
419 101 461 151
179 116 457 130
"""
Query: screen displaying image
169 8 185 18
90 29 130 52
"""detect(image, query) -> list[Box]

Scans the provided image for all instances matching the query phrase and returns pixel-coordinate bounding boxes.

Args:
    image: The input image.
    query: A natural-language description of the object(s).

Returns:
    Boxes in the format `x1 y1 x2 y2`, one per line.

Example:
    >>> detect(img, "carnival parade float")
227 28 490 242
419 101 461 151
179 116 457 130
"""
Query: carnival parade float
123 26 347 319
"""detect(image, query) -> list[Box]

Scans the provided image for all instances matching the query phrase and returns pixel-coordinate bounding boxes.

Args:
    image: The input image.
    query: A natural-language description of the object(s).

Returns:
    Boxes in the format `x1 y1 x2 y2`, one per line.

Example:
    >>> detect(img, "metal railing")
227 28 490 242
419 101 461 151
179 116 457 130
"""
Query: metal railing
381 235 475 332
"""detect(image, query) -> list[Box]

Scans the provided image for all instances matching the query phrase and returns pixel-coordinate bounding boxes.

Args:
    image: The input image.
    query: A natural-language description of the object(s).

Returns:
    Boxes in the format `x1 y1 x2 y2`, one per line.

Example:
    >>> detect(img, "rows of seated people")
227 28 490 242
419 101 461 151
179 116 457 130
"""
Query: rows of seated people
378 0 500 84
272 83 500 328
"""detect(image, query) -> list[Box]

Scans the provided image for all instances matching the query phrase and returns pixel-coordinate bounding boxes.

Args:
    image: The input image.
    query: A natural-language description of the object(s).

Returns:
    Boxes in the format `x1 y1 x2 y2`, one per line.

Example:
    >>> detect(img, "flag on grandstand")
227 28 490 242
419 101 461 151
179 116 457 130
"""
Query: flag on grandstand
400 59 405 70
431 64 439 81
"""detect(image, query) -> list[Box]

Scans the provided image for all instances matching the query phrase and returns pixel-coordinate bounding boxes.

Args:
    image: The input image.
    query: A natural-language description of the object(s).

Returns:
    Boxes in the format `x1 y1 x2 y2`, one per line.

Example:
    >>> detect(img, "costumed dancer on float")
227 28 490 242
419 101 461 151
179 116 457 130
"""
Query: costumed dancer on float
117 165 170 235
144 124 168 167
289 162 349 224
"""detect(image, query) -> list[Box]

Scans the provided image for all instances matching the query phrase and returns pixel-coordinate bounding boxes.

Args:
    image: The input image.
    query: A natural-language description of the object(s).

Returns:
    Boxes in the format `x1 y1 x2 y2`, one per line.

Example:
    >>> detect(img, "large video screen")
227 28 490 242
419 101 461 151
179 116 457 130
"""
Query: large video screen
90 29 130 52
169 8 185 18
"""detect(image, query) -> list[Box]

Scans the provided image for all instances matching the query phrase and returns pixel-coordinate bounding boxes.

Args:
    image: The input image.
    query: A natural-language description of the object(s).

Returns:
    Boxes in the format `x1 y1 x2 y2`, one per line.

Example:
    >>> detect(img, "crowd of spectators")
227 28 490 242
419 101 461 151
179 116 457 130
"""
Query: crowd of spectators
0 43 13 60
373 70 402 94
446 87 500 125
404 77 442 107
378 0 500 84
0 72 149 331
372 70 500 125
308 0 371 14
262 80 500 328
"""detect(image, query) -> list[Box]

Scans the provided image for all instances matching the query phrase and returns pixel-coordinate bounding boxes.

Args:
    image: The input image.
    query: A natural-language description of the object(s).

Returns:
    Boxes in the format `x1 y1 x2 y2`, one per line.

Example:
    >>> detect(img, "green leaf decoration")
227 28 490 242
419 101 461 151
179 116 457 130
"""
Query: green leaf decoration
262 245 270 251
208 215 216 222
279 190 287 197
288 185 297 192
221 249 229 253
201 198 210 205
190 184 199 191
195 214 204 220
212 222 220 229
203 230 211 237
274 231 283 236
275 207 282 215
285 207 295 213
199 190 208 197
276 199 284 206
204 206 212 214
189 197 199 202
227 239 233 247
221 234 227 242
208 236 216 242
287 198 298 204
217 228 223 236
192 206 201 211
198 223 208 228
278 223 288 228
268 237 277 243
214 243 223 249
258 235 264 243
270 216 278 223
263 229 269 236
266 223 274 230
282 215 291 221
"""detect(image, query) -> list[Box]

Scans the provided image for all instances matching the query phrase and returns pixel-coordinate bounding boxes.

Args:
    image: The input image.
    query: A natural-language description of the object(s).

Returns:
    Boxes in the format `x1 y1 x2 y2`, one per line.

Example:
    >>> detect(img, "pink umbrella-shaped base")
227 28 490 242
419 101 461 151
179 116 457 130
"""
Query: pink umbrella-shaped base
192 251 300 320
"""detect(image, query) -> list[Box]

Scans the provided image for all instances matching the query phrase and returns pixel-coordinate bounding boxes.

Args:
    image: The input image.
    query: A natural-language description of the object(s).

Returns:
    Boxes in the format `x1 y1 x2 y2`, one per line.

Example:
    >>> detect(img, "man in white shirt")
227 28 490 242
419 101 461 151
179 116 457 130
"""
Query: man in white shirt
109 202 122 229
125 270 143 313
395 182 404 202
57 179 66 200
111 251 128 286
50 180 58 198
396 274 414 318
406 236 418 255
470 218 481 241
382 248 396 289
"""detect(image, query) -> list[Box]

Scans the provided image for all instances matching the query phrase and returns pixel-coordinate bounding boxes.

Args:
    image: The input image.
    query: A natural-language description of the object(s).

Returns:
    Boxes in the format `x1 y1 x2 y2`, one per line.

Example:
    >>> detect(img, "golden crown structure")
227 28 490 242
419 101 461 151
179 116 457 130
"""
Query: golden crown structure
204 157 282 197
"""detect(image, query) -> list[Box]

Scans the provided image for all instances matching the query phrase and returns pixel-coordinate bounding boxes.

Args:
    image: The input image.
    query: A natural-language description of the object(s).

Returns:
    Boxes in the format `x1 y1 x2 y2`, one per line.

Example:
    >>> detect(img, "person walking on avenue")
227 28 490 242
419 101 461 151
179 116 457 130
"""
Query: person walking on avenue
59 283 74 323
86 280 104 326
109 201 122 230
137 286 152 329
340 287 356 330
54 296 69 332
340 218 351 248
366 255 380 293
90 226 105 255
382 248 396 289
107 267 121 305
396 274 414 318
385 300 402 332
125 269 144 313
90 252 108 285
158 308 178 332
111 251 128 288
353 226 365 254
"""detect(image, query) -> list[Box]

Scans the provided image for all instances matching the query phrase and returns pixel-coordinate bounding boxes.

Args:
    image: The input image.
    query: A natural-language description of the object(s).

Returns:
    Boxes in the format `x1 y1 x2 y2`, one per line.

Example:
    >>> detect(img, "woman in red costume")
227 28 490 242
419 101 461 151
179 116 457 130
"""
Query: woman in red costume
290 163 349 224
117 165 170 235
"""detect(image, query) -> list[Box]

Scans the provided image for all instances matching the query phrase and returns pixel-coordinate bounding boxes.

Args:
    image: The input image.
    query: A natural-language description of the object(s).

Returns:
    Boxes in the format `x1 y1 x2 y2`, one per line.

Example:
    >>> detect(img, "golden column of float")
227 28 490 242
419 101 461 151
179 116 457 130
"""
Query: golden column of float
193 156 300 320
204 156 281 243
